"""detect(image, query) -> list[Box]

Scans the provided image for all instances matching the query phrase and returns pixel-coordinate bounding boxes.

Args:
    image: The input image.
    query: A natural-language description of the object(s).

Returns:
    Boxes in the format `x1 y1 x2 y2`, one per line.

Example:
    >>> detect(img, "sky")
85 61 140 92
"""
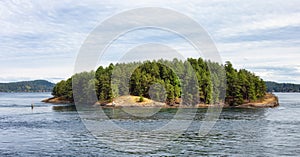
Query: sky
0 0 300 83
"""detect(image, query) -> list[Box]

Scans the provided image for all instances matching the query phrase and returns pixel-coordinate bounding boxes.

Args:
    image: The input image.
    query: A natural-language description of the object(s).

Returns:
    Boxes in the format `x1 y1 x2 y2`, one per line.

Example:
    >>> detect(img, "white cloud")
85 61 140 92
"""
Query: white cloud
217 13 300 38
0 0 300 83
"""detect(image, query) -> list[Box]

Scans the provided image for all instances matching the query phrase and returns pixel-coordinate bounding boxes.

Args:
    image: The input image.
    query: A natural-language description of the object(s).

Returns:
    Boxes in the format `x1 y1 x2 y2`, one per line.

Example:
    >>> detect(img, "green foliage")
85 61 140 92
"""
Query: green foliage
265 81 300 92
225 61 266 106
0 80 54 92
139 96 144 102
72 71 97 104
52 58 266 106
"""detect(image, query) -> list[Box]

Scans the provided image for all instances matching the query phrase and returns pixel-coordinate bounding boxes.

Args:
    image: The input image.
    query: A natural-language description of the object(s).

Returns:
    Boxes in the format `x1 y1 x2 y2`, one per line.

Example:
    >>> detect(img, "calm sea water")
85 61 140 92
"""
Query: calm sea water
0 92 299 156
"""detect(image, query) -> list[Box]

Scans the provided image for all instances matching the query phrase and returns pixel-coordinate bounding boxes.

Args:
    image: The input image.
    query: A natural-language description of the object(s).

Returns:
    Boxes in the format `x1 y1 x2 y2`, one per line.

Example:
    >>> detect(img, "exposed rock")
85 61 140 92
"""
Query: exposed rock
236 93 279 108
42 97 72 104
44 94 279 108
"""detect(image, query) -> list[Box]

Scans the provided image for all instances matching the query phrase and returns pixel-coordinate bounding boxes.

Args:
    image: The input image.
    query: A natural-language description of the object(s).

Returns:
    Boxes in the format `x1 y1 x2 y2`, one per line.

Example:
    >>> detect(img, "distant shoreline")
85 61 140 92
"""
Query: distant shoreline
0 80 54 93
42 93 279 108
1 91 52 93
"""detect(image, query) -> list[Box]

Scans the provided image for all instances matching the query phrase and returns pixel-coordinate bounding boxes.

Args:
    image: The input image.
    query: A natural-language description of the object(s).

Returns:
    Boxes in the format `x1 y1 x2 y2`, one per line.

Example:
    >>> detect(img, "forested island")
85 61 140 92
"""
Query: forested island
266 81 300 92
0 80 54 92
44 58 278 108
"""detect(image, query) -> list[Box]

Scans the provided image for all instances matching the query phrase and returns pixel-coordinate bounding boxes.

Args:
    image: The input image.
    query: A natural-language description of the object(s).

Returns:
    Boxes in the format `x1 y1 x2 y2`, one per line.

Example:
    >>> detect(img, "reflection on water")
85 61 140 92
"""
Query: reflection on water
52 105 77 112
0 92 299 156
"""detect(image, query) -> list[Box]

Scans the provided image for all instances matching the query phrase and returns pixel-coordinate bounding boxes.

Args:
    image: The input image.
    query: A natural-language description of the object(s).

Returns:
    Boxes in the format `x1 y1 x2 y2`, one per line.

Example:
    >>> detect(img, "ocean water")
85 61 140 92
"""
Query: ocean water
0 92 299 156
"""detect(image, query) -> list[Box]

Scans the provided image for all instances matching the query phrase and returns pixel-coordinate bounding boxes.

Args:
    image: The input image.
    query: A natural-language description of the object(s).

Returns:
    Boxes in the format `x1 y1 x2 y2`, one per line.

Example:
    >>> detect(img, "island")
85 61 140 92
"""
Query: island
43 58 279 108
266 81 300 92
0 80 54 92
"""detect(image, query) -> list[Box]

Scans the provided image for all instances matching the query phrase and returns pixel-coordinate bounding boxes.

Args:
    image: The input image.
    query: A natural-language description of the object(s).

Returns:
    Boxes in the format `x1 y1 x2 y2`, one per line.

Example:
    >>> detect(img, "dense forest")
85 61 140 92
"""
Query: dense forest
266 81 300 92
52 58 266 106
0 80 54 92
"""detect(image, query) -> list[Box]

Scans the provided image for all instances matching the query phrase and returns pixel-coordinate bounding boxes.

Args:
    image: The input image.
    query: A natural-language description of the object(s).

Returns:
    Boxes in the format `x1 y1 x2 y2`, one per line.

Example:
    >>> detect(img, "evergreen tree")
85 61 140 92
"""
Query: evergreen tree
52 58 266 106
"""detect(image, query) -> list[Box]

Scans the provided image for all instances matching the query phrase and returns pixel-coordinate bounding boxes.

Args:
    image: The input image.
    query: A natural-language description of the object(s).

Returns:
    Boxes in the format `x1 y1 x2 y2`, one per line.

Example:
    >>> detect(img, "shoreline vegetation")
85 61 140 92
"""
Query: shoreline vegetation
44 57 279 108
42 93 279 108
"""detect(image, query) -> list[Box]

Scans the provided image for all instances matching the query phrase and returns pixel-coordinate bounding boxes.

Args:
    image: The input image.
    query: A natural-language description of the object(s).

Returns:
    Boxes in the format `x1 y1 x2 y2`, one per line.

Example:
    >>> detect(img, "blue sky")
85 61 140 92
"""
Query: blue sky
0 0 300 83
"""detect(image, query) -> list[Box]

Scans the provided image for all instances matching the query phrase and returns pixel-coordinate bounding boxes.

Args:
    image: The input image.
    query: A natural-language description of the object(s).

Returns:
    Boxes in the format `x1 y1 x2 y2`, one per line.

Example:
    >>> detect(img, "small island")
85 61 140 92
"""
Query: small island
43 57 279 108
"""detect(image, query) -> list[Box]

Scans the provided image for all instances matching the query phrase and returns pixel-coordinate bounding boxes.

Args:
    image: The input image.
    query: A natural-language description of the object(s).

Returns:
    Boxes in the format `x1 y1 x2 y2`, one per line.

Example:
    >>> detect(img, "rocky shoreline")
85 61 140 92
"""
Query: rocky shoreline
235 93 279 108
42 93 279 108
42 97 73 104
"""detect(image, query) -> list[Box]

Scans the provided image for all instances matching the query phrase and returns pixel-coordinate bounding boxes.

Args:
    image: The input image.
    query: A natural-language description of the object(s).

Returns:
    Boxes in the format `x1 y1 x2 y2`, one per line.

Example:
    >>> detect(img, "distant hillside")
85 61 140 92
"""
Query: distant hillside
0 80 55 92
265 81 300 92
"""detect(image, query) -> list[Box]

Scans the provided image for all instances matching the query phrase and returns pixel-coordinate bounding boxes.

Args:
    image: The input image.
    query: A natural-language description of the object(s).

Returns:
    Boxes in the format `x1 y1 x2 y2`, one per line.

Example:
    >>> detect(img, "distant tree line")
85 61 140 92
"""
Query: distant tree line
0 80 54 92
52 58 266 106
265 81 300 92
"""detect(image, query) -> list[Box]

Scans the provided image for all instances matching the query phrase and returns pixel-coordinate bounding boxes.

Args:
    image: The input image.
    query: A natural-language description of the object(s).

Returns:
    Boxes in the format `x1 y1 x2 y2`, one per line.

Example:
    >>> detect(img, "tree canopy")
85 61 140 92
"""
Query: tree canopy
52 58 266 106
